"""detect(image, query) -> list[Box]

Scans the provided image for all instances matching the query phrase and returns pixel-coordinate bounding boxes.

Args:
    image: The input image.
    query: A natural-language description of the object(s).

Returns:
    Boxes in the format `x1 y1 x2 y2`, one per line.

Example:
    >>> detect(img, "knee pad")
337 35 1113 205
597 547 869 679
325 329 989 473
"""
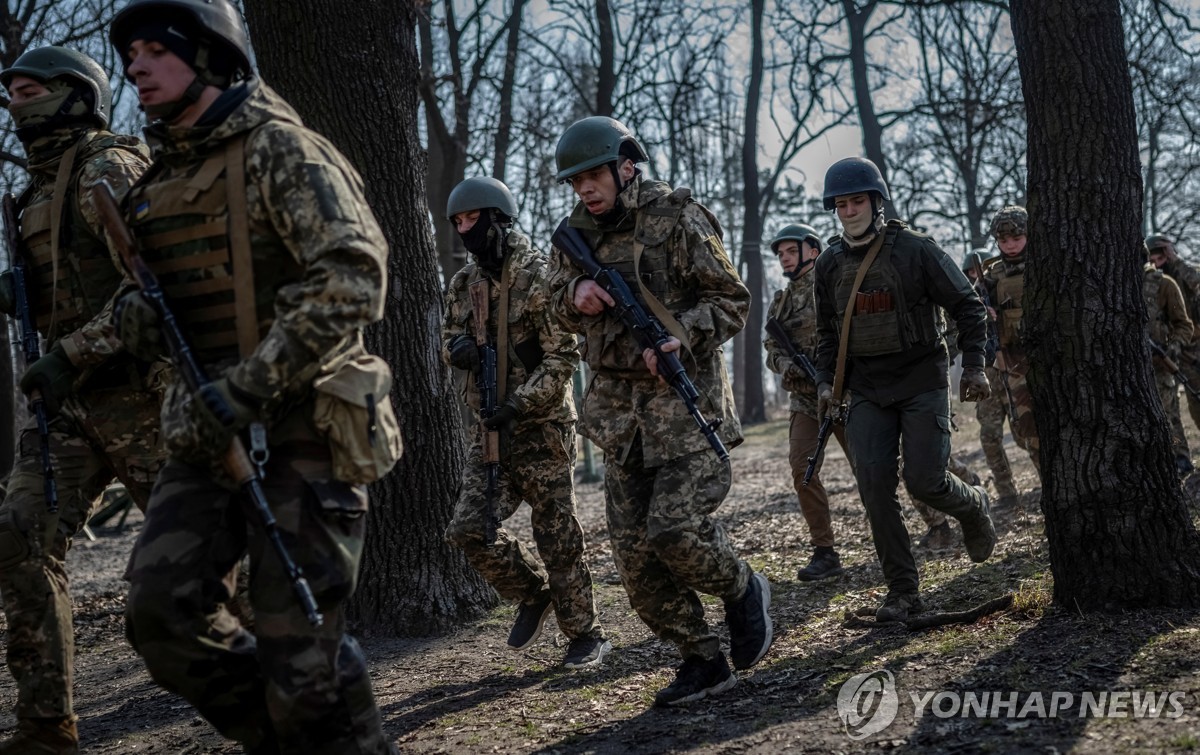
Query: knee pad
0 507 32 572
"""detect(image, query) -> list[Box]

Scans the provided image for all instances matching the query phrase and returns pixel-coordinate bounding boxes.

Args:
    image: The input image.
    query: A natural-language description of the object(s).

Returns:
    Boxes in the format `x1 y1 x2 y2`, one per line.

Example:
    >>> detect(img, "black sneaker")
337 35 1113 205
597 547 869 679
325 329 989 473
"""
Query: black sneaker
876 592 923 622
507 596 553 651
724 572 773 670
961 486 997 563
796 548 844 581
653 653 737 707
562 637 612 669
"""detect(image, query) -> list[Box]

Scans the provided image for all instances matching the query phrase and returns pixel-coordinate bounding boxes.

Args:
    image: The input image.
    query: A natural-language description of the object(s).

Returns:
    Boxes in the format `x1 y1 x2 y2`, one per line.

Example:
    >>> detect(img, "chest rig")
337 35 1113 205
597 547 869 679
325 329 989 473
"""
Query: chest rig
1142 267 1171 343
19 136 130 340
125 132 297 364
989 259 1025 348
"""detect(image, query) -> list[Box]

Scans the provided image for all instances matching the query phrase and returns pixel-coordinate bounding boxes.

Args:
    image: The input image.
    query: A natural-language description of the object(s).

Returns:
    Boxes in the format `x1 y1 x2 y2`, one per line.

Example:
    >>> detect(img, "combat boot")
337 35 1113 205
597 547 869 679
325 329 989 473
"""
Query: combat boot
994 474 1019 505
796 547 844 581
0 716 79 755
960 486 997 563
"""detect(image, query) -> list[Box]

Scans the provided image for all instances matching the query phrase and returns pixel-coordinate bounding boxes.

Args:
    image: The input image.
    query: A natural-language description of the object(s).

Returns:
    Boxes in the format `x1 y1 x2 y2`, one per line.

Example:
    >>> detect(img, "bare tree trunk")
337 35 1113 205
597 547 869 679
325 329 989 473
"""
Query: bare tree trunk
736 0 766 424
594 0 615 116
842 0 895 220
1011 0 1200 608
245 0 496 634
492 0 527 182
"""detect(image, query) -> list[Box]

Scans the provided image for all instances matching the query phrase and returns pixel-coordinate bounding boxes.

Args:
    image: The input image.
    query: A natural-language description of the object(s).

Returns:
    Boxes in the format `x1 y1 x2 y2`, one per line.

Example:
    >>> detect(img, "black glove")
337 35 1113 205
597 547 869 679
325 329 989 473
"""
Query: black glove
960 366 992 402
482 400 519 430
448 334 479 372
0 270 15 316
19 345 77 418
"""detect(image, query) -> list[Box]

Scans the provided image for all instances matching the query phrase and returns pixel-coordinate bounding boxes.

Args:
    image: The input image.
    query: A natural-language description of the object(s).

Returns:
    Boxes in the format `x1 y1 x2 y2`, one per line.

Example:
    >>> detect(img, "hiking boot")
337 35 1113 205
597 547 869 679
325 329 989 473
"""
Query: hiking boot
724 572 773 670
918 521 957 550
507 595 554 651
653 653 737 707
876 592 924 623
961 486 998 563
0 716 78 755
995 477 1019 501
796 547 844 581
562 636 612 669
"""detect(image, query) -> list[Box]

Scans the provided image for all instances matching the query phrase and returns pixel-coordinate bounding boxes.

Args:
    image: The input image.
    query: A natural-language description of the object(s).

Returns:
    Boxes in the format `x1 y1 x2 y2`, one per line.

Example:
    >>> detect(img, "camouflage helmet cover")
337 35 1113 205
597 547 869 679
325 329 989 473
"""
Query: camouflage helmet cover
446 176 519 221
822 157 890 210
0 46 113 127
770 223 823 254
109 0 253 84
554 116 649 182
990 206 1028 238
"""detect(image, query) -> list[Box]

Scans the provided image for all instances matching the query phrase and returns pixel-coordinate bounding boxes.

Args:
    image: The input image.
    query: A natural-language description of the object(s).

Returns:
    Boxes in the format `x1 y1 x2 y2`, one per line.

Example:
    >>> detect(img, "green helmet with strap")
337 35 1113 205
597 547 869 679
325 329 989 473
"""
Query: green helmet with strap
1 46 113 133
110 0 253 88
770 224 822 254
554 116 649 182
446 177 518 221
1145 233 1172 251
990 205 1028 238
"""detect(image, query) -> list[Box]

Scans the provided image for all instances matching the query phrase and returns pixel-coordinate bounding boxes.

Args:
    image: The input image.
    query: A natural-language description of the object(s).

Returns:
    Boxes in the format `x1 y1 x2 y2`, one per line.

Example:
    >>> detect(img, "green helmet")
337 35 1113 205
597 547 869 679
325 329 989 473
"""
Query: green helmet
770 223 822 254
962 248 991 273
0 46 112 128
990 206 1028 238
823 157 890 210
110 0 253 87
446 177 518 221
554 116 649 182
1146 233 1172 251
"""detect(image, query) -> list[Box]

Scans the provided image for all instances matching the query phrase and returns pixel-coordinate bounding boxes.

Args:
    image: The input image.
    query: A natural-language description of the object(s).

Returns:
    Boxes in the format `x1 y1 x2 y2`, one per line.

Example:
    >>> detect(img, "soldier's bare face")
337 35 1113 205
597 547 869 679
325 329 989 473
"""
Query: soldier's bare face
124 39 195 108
452 210 481 234
834 193 871 221
569 159 636 215
997 233 1027 257
1149 249 1169 269
6 75 49 108
775 240 800 273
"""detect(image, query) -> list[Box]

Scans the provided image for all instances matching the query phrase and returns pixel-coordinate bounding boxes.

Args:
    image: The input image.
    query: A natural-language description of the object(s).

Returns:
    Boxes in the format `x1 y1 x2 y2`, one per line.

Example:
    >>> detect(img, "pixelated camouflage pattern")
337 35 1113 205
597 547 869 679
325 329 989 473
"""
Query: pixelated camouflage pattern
605 440 750 661
547 177 748 466
0 371 166 719
976 365 1017 498
765 271 819 416
444 421 602 640
1002 353 1040 472
125 403 390 754
442 230 577 423
1144 265 1194 458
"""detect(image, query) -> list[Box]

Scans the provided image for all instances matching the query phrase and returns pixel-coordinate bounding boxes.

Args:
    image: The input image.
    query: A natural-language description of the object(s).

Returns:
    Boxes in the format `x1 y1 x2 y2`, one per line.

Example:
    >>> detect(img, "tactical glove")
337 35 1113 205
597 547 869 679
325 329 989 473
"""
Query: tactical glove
115 291 165 362
816 382 835 423
482 400 519 431
178 377 261 461
781 363 815 396
0 271 15 316
448 334 480 372
960 366 992 402
18 345 77 418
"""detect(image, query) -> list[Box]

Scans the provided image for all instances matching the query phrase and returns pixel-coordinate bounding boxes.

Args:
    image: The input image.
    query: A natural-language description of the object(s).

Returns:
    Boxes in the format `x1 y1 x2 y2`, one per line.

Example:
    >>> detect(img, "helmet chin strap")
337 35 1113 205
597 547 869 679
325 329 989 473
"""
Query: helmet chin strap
143 74 208 122
841 195 885 247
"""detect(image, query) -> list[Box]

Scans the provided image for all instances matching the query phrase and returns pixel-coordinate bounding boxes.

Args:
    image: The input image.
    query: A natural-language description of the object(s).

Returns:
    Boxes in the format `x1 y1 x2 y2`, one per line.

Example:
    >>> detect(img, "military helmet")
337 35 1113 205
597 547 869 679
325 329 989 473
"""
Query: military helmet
110 0 253 85
822 157 890 210
0 46 113 127
446 177 518 221
990 205 1028 238
1145 233 1172 251
770 223 823 254
962 248 991 273
554 116 649 182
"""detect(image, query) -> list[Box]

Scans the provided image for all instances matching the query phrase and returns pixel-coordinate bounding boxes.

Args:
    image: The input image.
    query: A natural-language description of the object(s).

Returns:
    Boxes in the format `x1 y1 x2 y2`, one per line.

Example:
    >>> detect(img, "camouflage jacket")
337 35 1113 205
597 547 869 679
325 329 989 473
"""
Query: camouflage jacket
19 128 150 370
764 269 819 416
1142 264 1193 352
131 79 387 422
547 177 747 465
1161 258 1200 340
442 230 577 427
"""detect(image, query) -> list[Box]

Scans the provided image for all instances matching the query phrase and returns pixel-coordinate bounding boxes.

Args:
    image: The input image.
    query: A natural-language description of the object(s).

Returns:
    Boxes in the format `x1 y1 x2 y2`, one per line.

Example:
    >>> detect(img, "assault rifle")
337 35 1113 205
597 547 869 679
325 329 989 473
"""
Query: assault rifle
3 194 58 513
1150 340 1200 403
469 279 500 547
764 316 829 485
971 255 1019 421
552 218 728 462
90 181 322 628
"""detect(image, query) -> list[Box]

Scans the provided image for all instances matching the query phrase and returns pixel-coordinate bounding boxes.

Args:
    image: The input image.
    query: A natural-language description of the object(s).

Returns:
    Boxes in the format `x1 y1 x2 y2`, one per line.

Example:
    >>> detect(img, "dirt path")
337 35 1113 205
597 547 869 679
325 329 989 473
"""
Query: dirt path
2 409 1199 753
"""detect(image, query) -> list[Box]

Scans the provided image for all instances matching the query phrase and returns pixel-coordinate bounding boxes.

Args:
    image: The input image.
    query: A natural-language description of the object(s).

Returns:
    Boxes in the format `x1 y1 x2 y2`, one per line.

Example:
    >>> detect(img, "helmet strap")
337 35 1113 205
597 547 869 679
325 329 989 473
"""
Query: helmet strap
143 74 208 122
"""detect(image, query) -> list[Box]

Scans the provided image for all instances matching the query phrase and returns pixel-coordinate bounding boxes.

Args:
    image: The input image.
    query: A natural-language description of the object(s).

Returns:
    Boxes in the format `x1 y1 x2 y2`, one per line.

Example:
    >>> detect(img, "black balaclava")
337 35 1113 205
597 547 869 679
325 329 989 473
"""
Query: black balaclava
461 210 510 276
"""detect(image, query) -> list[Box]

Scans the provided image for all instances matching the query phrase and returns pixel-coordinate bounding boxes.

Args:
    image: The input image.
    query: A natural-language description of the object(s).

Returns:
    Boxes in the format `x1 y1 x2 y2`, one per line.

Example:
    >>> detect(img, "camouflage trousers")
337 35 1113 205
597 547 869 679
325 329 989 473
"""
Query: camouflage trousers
0 381 162 719
1177 345 1200 441
976 366 1017 498
999 353 1040 474
124 407 392 755
445 421 602 641
605 436 750 662
788 410 848 548
1154 365 1191 460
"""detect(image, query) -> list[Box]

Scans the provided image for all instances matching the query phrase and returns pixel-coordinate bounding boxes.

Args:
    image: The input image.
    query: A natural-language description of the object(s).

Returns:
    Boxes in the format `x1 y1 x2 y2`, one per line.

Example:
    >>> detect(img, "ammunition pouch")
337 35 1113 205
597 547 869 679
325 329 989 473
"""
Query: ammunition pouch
313 352 403 485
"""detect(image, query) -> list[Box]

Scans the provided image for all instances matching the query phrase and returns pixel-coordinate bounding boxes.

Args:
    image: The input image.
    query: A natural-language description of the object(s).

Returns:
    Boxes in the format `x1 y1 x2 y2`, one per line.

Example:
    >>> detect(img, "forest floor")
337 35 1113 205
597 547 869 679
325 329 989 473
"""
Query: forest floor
2 403 1200 753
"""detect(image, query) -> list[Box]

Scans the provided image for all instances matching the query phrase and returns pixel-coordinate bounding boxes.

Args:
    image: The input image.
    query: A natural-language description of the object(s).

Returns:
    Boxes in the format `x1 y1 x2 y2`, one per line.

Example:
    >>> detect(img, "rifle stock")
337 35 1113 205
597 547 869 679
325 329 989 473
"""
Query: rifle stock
469 279 500 547
90 181 323 628
1150 340 1200 402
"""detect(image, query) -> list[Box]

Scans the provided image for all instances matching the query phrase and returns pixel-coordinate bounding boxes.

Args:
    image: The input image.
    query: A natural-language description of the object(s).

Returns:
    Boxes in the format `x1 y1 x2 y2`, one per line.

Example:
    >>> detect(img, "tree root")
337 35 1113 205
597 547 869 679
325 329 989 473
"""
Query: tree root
842 593 1015 630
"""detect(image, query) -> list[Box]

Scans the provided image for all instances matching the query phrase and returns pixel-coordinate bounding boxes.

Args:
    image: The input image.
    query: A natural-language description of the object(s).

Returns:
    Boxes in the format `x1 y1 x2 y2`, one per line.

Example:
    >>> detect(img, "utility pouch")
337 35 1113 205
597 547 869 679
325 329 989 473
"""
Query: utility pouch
312 353 403 484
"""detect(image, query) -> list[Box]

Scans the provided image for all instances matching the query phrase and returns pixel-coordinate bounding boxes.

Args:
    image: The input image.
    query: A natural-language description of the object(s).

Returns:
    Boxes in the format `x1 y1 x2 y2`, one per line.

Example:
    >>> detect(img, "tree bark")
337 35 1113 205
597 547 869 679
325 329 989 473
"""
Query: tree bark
842 0 894 219
737 0 766 424
1010 0 1200 609
245 0 496 634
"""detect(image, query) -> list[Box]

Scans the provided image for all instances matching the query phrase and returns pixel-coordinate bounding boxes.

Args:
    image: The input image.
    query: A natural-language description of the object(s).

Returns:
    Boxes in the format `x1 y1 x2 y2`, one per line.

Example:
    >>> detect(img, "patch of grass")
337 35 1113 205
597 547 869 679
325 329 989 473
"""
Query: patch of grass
1169 733 1199 750
1012 576 1052 617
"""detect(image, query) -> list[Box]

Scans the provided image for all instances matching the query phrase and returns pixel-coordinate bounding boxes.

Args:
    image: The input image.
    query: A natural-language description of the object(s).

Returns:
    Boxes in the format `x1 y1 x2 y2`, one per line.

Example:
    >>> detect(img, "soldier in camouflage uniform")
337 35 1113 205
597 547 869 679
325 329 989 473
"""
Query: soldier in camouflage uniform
441 177 609 668
0 47 162 755
547 116 772 707
813 157 996 623
1148 233 1200 476
983 206 1041 478
1142 252 1194 474
109 1 398 752
763 223 849 580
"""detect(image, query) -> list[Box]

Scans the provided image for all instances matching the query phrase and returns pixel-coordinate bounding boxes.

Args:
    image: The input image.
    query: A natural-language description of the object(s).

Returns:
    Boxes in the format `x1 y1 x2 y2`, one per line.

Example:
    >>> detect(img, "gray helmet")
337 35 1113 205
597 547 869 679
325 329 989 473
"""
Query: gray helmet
554 116 649 182
1146 233 1172 251
0 46 112 127
990 206 1028 238
446 177 518 221
770 223 822 254
110 0 252 86
962 248 991 273
822 157 890 210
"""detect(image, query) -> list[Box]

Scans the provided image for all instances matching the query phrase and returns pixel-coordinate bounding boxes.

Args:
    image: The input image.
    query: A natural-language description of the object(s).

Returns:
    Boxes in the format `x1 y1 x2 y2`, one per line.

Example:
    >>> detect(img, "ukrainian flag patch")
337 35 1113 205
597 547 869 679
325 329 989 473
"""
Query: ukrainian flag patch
134 200 150 220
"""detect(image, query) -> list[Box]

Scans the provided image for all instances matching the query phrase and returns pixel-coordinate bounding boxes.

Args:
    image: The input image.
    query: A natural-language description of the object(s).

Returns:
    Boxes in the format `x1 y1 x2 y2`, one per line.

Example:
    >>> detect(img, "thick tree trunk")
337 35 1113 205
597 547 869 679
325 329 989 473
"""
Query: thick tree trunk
1011 0 1200 608
594 0 615 116
843 0 894 220
245 0 496 634
736 0 766 425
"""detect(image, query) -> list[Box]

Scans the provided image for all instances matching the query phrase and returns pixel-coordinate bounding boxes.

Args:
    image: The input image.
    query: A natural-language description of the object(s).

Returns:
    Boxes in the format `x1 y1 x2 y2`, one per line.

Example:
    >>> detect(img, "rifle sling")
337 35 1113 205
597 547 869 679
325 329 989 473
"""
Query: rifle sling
47 138 84 338
497 252 511 402
832 231 887 400
224 134 259 358
633 228 692 356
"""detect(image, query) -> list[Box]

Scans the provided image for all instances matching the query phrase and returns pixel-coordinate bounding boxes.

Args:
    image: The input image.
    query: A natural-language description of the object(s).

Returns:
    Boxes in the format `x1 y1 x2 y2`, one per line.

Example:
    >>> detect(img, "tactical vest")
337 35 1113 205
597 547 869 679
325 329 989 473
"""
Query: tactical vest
830 221 941 357
125 133 298 364
19 134 137 340
1142 267 1170 343
596 188 699 316
989 260 1025 349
